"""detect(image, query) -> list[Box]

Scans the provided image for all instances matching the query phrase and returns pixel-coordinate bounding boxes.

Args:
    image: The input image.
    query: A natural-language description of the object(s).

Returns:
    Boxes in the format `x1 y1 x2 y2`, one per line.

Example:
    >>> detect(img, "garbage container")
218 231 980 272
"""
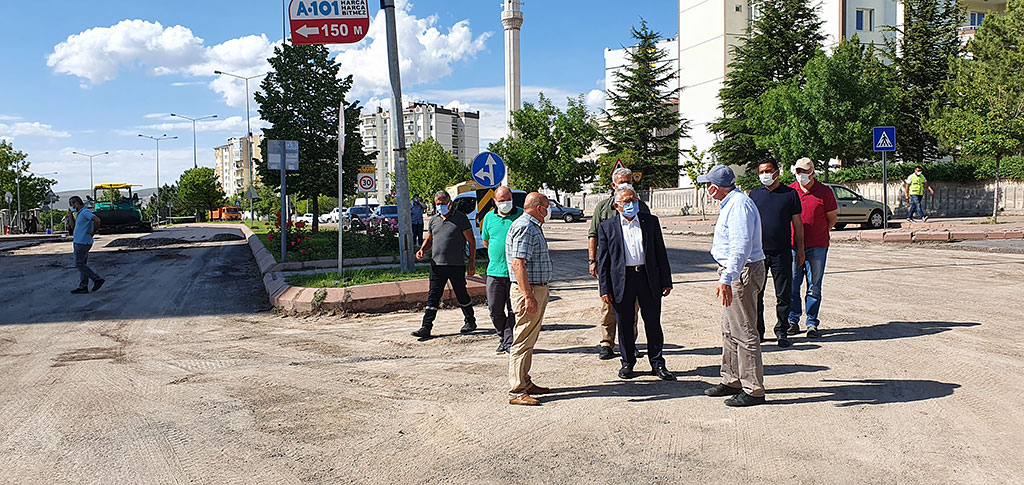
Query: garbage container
46 228 52 235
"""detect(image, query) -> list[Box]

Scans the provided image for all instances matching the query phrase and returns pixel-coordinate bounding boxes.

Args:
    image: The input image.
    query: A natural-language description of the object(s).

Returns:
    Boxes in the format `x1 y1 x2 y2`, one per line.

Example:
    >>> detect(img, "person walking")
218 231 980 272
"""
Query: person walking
480 186 523 354
750 159 805 347
588 167 647 360
788 158 838 338
905 166 935 222
67 196 105 294
411 194 426 246
506 193 554 406
596 184 675 381
699 165 767 407
411 191 477 339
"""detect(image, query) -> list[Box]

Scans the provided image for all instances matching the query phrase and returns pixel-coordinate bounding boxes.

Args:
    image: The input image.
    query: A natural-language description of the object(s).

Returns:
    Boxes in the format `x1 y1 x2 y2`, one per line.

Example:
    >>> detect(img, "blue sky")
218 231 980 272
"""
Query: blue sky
0 0 677 191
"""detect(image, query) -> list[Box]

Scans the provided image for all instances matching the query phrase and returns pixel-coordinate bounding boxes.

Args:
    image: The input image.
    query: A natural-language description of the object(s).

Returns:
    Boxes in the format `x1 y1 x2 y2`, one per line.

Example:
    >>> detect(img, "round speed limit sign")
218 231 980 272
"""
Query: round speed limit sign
357 173 376 192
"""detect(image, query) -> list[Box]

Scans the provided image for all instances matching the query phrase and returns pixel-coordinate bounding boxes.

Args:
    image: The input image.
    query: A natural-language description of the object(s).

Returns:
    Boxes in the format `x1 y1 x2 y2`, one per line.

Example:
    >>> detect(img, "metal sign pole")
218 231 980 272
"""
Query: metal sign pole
382 0 414 273
280 161 288 263
882 151 888 230
338 101 346 276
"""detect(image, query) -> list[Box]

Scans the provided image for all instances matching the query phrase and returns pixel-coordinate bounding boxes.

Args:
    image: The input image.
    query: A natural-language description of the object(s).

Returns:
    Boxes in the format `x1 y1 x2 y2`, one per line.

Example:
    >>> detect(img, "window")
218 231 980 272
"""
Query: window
856 8 874 32
970 12 986 27
832 186 860 201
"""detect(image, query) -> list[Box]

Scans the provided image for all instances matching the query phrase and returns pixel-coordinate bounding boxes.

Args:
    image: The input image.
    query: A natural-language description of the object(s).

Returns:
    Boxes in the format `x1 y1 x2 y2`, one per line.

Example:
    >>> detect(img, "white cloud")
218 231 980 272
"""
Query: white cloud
138 115 269 134
0 121 72 141
0 114 21 121
585 89 606 112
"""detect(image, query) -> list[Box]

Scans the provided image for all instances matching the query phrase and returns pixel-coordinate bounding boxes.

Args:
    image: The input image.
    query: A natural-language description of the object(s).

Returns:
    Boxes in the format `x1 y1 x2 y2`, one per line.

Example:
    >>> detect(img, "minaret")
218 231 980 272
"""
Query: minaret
501 0 523 137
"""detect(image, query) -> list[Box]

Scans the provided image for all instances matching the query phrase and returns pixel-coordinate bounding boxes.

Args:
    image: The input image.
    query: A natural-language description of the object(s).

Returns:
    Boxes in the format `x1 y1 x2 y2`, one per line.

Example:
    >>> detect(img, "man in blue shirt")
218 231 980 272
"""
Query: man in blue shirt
749 159 805 347
67 196 105 294
411 194 426 247
699 165 767 407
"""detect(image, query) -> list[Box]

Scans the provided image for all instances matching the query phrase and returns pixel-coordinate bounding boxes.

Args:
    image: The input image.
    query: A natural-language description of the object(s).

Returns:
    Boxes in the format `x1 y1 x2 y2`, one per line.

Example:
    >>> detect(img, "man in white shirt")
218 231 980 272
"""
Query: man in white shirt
596 185 674 380
698 166 767 407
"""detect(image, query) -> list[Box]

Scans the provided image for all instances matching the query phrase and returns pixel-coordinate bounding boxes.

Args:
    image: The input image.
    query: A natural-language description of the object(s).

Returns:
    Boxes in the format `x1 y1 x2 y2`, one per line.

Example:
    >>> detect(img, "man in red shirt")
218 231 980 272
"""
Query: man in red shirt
787 158 838 338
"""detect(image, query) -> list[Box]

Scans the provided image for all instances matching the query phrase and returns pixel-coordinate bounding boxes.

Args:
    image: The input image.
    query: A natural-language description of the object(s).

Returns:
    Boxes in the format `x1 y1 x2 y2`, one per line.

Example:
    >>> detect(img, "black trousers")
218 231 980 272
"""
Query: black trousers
757 251 793 339
412 223 424 247
486 275 515 347
422 264 475 329
612 267 666 369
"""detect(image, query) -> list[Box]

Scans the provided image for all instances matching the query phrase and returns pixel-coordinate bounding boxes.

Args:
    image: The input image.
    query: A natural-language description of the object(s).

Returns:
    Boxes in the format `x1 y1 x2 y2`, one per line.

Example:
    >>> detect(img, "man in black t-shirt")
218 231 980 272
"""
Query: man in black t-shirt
411 190 477 339
749 159 805 347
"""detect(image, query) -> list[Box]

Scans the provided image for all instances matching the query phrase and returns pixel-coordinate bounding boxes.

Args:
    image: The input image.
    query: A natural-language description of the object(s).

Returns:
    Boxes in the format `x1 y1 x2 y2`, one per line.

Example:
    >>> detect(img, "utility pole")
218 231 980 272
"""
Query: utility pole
170 113 217 169
215 70 268 228
72 151 109 192
139 134 177 224
381 0 415 272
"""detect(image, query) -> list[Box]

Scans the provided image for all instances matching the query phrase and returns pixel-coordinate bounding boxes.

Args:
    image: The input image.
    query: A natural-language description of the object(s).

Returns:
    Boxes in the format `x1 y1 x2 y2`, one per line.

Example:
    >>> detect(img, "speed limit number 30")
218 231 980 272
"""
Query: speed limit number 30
357 173 376 192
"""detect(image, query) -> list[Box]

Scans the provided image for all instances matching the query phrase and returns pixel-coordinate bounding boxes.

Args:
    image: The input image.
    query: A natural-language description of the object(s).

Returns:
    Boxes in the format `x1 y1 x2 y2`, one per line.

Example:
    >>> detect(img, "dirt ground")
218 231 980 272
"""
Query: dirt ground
1 223 1023 484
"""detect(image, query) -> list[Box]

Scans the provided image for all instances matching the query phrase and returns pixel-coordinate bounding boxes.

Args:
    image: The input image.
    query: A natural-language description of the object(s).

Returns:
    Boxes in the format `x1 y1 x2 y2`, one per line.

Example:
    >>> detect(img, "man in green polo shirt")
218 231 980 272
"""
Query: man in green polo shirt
588 167 649 360
481 186 524 354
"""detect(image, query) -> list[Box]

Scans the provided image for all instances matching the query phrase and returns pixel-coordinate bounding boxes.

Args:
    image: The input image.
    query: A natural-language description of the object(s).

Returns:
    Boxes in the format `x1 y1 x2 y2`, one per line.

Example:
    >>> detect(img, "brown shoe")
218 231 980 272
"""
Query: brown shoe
509 393 540 406
525 383 552 395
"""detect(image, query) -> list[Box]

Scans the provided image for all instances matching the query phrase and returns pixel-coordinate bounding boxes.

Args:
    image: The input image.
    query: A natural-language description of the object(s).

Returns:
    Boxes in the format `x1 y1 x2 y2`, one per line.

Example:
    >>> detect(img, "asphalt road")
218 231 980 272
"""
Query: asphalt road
2 222 1023 483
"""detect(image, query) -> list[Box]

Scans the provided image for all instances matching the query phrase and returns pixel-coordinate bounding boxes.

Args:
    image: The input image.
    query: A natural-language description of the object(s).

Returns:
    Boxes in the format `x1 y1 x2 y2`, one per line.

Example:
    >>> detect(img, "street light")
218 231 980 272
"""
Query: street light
138 134 177 224
71 151 109 191
214 70 269 227
170 113 217 168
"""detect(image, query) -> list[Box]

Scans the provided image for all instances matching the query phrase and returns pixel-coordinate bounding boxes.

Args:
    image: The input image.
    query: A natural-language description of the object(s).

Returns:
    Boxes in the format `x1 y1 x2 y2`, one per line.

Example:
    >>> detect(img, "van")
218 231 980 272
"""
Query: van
452 189 527 250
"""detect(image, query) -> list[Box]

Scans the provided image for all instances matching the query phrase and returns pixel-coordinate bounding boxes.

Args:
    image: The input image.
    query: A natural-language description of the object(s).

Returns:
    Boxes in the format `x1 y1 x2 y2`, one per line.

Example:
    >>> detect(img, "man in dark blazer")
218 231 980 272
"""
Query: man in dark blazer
597 184 675 380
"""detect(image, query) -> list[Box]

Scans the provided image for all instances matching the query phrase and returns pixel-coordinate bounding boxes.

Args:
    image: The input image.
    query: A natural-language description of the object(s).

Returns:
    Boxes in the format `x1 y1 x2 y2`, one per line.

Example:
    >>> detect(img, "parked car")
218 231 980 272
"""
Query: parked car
826 184 893 229
347 205 373 229
319 207 341 223
371 205 400 231
295 213 315 225
549 200 584 223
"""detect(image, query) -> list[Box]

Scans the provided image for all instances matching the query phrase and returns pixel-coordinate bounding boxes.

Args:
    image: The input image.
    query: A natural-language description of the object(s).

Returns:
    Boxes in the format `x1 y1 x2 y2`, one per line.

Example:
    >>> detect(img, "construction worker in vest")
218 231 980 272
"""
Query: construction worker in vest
905 166 935 223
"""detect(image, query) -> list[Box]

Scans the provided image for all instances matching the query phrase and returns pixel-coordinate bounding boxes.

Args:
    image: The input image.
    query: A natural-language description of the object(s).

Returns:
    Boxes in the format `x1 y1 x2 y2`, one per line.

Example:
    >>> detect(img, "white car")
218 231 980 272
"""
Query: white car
295 213 315 225
319 207 341 223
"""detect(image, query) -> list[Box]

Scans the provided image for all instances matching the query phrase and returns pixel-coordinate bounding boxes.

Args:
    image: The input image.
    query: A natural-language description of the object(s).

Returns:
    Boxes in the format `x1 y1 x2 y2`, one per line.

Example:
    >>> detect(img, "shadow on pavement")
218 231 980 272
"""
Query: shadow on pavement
540 379 711 403
769 379 960 406
821 321 980 342
682 364 830 378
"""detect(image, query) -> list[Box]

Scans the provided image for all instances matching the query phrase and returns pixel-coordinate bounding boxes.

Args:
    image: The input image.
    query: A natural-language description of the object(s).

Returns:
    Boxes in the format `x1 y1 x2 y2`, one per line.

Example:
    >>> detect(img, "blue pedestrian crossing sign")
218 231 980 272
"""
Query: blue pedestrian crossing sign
873 126 896 152
471 151 506 188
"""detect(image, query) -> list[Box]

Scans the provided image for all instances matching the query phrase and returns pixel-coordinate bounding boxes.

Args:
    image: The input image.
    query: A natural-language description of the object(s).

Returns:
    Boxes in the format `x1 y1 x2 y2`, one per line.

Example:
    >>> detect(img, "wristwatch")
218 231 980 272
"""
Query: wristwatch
588 259 596 264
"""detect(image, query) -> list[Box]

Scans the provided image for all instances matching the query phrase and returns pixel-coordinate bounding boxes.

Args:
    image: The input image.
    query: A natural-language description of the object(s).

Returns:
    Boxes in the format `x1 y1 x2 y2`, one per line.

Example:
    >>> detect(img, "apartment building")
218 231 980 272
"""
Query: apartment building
359 102 480 200
213 134 263 198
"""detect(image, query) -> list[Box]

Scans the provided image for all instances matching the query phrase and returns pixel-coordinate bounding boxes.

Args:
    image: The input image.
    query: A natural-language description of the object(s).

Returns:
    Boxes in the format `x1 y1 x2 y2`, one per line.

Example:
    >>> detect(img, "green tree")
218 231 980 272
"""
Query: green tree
256 43 374 230
251 183 280 220
177 167 225 221
748 37 896 176
99 188 122 203
406 138 470 199
932 0 1024 221
593 149 640 193
490 93 600 196
0 141 56 214
883 0 964 165
682 145 713 220
143 183 179 221
602 20 689 188
710 0 825 169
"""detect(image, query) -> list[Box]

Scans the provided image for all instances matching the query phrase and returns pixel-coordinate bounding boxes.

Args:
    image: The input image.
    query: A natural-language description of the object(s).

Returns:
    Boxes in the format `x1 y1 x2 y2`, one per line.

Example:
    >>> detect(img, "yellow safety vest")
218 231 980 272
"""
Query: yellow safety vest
909 174 925 196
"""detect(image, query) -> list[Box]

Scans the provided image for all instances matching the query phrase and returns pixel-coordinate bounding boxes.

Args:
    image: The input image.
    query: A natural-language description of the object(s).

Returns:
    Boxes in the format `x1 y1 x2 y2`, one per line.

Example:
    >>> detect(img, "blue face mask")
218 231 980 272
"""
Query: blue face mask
621 201 639 218
437 204 450 215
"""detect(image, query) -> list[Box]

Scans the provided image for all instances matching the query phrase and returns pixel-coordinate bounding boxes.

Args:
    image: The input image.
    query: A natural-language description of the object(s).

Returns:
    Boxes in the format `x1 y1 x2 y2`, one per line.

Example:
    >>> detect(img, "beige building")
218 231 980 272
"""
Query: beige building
360 102 480 200
214 134 263 198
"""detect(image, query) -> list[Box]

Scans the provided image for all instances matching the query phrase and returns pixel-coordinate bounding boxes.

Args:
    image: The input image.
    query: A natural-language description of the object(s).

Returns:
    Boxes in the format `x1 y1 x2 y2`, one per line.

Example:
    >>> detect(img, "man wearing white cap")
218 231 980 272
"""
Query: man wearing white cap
698 165 767 407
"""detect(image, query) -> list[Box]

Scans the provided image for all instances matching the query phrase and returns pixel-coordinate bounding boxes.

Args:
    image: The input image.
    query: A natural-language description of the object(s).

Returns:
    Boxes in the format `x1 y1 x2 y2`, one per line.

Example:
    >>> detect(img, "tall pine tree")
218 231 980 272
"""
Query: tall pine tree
602 20 689 189
710 0 824 170
884 0 964 165
256 43 374 230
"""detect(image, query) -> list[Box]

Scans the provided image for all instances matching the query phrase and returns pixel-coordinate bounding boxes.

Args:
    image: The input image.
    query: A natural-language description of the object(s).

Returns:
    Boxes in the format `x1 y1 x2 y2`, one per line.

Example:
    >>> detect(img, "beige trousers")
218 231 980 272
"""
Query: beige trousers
719 261 767 397
508 285 550 397
600 300 639 348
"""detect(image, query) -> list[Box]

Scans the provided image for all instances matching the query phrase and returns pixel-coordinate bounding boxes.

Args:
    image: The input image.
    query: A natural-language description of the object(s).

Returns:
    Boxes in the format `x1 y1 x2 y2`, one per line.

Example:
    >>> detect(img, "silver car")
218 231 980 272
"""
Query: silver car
827 184 893 230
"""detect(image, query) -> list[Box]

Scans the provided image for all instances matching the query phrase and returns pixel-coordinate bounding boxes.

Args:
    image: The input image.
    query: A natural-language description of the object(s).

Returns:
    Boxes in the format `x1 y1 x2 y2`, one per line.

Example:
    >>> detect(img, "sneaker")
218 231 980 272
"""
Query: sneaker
725 392 766 407
411 326 431 338
91 278 105 292
806 325 820 338
907 218 915 223
923 216 929 222
70 287 89 294
496 343 506 354
787 322 801 335
777 335 792 348
460 321 477 334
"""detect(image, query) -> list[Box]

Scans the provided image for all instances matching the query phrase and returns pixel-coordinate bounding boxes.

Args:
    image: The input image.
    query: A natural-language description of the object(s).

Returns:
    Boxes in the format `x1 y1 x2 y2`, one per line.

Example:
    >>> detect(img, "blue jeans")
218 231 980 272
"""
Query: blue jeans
789 247 828 328
73 243 101 288
908 194 926 219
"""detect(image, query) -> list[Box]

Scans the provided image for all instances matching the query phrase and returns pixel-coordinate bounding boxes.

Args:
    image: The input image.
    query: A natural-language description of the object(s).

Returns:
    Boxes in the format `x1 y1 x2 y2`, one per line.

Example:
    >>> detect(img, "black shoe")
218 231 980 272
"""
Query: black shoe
634 349 643 359
618 365 636 379
71 287 89 294
787 322 801 335
806 325 820 338
91 278 105 292
653 367 676 381
759 335 767 343
598 346 616 360
704 384 742 397
725 391 766 407
777 335 792 348
460 321 477 334
496 343 506 354
411 326 431 338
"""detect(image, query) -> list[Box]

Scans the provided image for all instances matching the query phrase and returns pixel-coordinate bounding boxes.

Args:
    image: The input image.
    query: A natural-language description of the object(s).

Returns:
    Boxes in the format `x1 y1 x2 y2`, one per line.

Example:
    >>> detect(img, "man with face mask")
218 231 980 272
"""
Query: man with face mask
749 159 804 347
596 184 674 380
788 158 838 338
480 186 524 353
699 165 767 407
905 166 934 222
588 167 648 360
67 196 105 294
411 190 477 339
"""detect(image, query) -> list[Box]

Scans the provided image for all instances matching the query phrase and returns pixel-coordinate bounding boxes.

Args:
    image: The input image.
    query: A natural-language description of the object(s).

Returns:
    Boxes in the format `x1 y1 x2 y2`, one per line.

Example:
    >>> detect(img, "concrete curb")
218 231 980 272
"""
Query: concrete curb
856 228 1021 244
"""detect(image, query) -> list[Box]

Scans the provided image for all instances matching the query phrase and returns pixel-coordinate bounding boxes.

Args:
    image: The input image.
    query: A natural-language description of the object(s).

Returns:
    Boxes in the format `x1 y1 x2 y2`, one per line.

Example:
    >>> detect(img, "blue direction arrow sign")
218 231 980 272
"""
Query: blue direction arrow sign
873 126 896 152
471 151 506 188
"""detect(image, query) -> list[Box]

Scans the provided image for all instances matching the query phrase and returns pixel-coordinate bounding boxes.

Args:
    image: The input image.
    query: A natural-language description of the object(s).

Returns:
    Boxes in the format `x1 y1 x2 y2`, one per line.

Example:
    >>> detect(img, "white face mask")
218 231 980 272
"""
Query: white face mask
542 205 551 223
497 200 513 214
759 173 776 186
796 173 812 185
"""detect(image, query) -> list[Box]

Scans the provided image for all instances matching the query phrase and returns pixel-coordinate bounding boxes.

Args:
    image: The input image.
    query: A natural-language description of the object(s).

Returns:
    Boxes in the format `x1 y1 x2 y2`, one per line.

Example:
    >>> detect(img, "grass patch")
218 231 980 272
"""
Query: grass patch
287 262 487 288
236 220 399 262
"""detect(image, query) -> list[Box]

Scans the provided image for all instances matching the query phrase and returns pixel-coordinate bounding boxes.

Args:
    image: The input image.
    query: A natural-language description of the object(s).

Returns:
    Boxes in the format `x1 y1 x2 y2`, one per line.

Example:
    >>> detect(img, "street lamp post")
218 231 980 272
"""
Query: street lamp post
214 70 268 228
170 113 217 169
138 134 177 224
71 151 109 192
14 175 21 233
